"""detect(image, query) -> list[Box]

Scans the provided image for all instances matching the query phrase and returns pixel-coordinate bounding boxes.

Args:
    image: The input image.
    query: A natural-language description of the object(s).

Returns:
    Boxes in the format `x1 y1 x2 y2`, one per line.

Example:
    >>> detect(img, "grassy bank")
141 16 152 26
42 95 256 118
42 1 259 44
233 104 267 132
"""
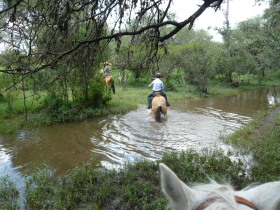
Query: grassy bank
222 105 280 182
1 150 250 210
0 86 205 133
0 86 272 133
1 77 279 134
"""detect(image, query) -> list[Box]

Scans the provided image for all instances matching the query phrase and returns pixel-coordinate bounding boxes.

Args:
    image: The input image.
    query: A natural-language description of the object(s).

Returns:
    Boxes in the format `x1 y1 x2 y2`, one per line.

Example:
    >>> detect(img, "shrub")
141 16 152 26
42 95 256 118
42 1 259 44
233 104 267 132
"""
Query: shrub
161 149 249 189
0 93 5 103
164 81 177 91
127 77 150 88
43 95 76 123
0 175 19 209
86 82 112 108
24 166 60 209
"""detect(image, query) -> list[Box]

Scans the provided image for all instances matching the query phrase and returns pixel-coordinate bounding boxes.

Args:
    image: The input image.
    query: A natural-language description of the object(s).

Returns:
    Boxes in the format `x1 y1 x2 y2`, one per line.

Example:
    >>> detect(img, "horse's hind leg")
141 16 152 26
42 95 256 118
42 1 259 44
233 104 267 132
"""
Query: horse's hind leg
111 83 115 94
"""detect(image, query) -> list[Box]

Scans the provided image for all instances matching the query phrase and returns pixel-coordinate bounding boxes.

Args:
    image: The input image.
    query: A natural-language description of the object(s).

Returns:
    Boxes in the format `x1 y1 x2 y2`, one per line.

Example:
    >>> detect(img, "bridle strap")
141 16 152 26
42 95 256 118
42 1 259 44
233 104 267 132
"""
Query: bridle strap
235 195 258 210
196 195 258 210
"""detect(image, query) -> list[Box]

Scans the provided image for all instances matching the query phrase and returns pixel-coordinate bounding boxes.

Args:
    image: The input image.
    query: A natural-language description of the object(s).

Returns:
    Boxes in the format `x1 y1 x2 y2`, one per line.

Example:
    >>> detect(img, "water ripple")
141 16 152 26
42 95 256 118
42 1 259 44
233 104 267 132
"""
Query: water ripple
89 106 251 168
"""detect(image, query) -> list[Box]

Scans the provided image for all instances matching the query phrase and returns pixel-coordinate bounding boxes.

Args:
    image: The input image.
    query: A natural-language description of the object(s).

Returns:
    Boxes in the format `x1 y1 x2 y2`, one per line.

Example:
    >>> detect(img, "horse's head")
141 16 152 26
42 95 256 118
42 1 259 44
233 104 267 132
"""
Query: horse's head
159 163 280 210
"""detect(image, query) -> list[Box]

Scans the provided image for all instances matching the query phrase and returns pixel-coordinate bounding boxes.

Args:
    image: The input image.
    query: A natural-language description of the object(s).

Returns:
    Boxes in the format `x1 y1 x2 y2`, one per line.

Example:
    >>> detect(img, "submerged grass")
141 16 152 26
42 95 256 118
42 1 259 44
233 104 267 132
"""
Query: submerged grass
0 175 19 210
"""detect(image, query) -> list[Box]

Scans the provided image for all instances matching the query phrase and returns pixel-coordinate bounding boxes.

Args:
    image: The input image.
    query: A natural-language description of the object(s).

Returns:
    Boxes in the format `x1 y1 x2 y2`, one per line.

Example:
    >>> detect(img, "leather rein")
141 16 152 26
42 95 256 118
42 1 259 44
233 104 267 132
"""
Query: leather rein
196 194 258 210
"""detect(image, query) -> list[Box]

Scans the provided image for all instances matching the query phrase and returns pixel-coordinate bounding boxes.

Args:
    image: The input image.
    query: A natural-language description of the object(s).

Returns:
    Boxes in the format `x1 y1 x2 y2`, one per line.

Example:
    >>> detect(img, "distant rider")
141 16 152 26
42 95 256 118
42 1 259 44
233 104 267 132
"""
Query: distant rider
147 72 170 109
103 61 111 76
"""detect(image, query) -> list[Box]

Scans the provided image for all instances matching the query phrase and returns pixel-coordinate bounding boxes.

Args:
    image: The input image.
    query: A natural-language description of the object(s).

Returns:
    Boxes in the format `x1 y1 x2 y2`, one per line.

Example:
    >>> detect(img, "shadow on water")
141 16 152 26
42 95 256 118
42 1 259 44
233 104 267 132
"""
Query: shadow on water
0 87 280 176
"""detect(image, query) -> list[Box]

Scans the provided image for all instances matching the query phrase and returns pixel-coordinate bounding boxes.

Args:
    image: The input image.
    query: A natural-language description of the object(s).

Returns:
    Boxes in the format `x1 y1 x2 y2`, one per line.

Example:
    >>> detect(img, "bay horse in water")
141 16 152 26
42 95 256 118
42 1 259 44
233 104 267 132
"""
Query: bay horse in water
160 163 280 210
99 70 115 94
151 92 168 122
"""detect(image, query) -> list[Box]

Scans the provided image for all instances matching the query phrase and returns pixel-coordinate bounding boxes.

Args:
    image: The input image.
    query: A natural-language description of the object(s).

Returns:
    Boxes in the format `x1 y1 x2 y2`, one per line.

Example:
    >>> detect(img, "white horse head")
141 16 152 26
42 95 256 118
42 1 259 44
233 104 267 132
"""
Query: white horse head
159 163 280 210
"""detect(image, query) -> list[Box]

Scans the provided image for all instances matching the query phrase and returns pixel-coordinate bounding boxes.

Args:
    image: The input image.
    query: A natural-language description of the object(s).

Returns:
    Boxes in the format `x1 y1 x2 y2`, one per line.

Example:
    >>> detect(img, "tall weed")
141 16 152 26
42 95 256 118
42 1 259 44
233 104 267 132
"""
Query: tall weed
0 175 19 210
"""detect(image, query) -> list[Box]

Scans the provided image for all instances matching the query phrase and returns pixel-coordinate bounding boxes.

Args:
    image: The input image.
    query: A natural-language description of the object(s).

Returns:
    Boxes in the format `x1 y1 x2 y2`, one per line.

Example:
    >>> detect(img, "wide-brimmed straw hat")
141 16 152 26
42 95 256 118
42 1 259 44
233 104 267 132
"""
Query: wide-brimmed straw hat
104 61 111 65
155 72 164 78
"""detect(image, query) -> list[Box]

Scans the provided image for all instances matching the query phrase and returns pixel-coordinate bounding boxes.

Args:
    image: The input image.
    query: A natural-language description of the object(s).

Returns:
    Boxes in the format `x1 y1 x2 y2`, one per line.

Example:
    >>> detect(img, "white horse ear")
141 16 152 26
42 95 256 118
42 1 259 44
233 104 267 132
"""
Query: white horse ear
160 163 195 210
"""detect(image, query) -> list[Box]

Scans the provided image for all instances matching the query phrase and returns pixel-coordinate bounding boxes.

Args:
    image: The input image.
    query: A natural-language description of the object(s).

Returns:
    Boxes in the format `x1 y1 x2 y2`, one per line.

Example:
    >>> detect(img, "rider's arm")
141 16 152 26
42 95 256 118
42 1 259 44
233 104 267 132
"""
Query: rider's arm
161 81 164 91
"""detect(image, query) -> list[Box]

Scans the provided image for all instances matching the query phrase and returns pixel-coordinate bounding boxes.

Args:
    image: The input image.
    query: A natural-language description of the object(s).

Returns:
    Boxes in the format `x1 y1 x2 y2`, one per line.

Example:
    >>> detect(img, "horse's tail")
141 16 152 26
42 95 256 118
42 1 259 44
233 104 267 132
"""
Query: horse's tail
111 79 115 94
155 105 162 122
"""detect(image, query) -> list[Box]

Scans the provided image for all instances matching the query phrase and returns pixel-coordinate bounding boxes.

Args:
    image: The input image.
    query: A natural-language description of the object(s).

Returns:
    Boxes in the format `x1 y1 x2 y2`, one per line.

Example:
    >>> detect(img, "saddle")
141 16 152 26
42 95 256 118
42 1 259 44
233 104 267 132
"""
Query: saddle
149 92 162 101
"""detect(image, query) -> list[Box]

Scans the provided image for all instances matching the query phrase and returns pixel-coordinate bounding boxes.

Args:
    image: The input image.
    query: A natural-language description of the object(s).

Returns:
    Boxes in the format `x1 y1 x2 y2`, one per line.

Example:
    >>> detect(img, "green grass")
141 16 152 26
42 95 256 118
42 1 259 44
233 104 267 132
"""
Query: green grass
1 149 252 210
222 105 280 182
0 92 45 133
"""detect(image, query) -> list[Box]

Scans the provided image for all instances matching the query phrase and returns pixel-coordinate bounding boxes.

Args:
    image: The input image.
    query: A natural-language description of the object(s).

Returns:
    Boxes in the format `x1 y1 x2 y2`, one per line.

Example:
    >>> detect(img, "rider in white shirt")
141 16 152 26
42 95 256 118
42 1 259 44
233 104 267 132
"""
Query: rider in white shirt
147 73 170 109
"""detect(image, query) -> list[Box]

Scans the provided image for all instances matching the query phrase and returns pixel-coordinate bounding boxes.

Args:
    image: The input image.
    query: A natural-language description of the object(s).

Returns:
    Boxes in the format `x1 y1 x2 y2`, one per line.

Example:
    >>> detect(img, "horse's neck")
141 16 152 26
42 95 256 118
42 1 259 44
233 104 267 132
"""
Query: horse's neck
236 181 280 210
159 163 280 210
198 181 280 210
193 184 241 210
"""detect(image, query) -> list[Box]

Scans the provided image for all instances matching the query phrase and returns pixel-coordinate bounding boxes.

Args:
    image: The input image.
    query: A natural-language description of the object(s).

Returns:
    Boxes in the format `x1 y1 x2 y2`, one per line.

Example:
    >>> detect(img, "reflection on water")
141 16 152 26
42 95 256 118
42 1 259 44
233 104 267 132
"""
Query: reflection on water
0 87 279 175
90 107 251 169
0 146 11 172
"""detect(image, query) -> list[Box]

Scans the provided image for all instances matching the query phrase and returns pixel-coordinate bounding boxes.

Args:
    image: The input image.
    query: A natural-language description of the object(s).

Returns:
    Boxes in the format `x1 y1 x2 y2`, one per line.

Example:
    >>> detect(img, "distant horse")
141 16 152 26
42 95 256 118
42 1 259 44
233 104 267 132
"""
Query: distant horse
151 92 168 122
160 163 280 210
99 69 115 94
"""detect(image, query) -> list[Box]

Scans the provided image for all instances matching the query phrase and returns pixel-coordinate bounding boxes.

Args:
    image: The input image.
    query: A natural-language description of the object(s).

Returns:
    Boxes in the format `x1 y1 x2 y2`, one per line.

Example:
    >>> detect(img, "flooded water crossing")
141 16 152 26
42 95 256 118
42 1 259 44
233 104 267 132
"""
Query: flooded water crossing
1 88 280 177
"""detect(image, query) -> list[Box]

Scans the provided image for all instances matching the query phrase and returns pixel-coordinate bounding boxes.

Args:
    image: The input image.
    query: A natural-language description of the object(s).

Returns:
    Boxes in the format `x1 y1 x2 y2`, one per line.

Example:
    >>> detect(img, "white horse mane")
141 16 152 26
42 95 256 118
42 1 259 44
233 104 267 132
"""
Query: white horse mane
191 181 239 210
159 163 280 210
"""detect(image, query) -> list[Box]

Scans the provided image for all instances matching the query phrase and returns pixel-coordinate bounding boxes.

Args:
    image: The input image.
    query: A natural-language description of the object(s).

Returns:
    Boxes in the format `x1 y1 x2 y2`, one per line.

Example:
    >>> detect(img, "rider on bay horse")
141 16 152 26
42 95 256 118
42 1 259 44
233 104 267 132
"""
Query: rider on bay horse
100 61 115 94
103 61 111 76
147 72 170 109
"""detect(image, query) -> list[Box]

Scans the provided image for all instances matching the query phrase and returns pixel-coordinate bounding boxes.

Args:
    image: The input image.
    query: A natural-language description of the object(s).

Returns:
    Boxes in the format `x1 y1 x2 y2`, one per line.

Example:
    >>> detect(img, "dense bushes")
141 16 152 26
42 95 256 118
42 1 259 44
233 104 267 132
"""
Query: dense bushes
34 82 112 124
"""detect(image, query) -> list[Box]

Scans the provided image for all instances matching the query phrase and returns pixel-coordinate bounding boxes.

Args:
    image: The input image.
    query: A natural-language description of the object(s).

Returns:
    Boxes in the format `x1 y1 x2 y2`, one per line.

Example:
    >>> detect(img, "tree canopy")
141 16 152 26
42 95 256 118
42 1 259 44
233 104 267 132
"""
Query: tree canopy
0 0 224 77
1 0 278 97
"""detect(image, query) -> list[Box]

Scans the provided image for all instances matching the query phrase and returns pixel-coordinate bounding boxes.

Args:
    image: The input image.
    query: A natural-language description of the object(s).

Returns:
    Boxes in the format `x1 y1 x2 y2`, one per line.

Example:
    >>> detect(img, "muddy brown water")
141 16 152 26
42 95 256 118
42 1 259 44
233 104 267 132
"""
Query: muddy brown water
1 87 280 177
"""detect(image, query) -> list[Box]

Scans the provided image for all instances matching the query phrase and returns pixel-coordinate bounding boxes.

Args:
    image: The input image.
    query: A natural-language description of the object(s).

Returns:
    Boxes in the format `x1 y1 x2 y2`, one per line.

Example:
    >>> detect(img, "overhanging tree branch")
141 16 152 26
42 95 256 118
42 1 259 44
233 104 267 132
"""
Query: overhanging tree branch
0 0 24 15
0 0 224 78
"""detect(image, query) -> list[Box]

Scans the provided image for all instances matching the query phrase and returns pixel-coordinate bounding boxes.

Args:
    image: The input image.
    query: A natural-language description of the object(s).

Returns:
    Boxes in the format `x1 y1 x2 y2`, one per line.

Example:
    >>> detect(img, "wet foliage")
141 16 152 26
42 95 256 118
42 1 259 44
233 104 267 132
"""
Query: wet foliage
0 148 269 209
224 105 280 183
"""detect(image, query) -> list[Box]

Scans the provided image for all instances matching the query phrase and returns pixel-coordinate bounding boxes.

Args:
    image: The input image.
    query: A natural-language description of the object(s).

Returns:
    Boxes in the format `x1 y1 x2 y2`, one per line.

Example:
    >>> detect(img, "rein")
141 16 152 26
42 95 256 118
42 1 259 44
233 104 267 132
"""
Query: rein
196 195 258 210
